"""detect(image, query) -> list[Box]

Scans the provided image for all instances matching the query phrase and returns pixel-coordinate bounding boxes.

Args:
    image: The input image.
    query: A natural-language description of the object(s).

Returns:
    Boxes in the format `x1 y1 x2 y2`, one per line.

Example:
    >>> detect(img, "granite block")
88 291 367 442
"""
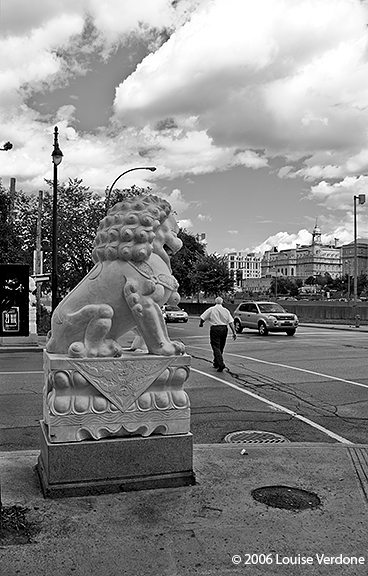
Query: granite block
37 421 195 497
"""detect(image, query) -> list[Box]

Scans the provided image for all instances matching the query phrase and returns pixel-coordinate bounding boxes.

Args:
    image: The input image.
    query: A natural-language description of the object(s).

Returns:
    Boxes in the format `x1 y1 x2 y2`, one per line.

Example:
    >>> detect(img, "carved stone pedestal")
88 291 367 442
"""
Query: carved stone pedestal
38 351 194 497
37 422 194 498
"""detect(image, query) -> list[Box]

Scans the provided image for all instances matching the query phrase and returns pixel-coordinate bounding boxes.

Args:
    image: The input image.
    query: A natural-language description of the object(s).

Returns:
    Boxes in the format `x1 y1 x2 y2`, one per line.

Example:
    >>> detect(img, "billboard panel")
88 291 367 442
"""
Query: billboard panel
0 264 29 336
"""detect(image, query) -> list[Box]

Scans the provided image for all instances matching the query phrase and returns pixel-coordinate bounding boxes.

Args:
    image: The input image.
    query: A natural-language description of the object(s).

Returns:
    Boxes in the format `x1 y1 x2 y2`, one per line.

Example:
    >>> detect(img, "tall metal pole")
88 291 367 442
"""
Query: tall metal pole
353 193 366 326
51 154 58 313
35 190 43 305
353 195 358 309
35 190 43 275
51 127 63 313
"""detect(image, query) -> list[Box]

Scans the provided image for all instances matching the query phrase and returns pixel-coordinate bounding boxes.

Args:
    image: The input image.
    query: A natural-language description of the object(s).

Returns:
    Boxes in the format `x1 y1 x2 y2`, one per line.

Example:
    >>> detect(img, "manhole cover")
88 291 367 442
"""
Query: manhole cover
224 430 290 444
251 486 321 511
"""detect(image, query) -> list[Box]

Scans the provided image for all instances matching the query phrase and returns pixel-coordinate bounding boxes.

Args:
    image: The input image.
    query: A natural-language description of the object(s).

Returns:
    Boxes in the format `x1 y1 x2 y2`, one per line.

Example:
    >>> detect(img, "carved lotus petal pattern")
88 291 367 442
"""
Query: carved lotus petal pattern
68 358 173 413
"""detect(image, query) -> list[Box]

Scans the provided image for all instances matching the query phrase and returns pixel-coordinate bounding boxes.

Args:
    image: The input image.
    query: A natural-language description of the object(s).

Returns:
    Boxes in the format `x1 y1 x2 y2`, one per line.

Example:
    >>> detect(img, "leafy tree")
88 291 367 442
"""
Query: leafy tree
270 277 302 296
358 272 368 296
41 178 105 296
106 184 152 212
194 254 234 297
171 230 206 297
0 180 35 266
305 276 316 285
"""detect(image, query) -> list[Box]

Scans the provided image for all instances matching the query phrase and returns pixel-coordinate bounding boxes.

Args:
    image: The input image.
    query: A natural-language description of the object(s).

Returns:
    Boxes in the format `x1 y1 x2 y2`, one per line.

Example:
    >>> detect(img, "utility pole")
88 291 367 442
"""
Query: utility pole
35 190 43 304
9 177 16 222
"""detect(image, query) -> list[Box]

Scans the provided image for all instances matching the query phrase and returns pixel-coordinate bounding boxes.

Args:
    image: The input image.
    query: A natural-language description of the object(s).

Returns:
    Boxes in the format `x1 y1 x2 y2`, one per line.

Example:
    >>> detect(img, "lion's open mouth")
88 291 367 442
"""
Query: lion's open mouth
163 244 173 256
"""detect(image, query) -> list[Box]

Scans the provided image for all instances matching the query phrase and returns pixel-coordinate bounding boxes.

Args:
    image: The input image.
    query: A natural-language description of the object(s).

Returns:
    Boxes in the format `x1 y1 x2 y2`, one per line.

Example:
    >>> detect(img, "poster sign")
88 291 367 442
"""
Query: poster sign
0 264 29 336
2 307 20 332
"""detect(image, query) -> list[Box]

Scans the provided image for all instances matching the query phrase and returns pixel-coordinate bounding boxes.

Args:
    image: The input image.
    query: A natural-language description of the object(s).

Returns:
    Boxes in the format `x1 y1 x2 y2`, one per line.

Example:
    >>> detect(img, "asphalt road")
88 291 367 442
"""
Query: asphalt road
1 320 368 450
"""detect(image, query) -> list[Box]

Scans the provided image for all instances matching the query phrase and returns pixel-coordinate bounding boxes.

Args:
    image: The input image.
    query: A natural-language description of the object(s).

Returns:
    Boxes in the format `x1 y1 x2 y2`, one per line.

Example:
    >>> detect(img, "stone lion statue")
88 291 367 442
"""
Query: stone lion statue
46 194 185 358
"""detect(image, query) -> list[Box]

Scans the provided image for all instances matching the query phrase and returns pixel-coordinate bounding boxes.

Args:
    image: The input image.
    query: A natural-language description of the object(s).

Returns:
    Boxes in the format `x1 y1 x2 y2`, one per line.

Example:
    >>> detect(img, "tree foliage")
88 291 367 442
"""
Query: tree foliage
106 184 151 210
41 178 105 296
171 230 206 297
270 276 302 296
194 253 234 297
0 180 238 301
0 180 35 266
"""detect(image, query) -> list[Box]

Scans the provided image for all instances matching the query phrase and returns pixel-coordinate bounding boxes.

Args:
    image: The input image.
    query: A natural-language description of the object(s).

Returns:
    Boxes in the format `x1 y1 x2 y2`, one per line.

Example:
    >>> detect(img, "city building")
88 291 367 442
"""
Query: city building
341 239 368 277
225 251 262 289
261 223 341 281
226 223 368 294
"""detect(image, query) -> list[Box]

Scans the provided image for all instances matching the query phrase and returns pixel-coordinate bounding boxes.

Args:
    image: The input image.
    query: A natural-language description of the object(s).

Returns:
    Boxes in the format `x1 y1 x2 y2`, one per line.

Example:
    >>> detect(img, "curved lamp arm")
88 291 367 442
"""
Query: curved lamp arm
105 166 156 213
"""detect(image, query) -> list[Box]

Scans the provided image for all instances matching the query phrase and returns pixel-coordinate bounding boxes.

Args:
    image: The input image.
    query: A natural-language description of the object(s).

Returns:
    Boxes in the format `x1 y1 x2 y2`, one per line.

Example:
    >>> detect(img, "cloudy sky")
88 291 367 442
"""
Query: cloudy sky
1 0 368 255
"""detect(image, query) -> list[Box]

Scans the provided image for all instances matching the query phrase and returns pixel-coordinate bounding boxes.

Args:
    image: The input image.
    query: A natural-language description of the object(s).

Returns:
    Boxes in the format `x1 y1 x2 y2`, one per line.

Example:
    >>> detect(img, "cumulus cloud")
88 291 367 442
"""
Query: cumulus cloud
254 229 313 254
2 0 368 255
177 218 193 230
309 175 368 211
114 0 368 168
252 222 368 255
158 188 190 214
198 213 212 221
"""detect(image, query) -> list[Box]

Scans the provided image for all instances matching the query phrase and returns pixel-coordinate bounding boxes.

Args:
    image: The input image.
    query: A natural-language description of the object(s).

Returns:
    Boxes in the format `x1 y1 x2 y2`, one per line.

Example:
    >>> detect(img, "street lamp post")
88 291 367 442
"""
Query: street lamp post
353 193 366 324
272 267 278 300
51 127 63 313
0 141 13 151
345 260 351 303
105 166 156 213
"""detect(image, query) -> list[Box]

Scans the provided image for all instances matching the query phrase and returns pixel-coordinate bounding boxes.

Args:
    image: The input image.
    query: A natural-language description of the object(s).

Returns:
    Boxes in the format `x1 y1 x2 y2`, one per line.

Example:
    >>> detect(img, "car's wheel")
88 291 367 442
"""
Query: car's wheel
258 322 268 336
286 329 296 336
234 319 243 334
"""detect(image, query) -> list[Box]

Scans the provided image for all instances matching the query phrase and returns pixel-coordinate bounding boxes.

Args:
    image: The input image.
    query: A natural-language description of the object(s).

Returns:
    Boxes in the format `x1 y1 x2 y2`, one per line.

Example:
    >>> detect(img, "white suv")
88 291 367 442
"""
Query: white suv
233 301 299 336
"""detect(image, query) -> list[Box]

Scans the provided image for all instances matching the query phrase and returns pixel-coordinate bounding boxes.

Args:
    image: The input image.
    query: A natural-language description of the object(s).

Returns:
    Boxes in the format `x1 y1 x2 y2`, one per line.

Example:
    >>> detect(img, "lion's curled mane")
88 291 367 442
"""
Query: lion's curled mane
92 195 172 264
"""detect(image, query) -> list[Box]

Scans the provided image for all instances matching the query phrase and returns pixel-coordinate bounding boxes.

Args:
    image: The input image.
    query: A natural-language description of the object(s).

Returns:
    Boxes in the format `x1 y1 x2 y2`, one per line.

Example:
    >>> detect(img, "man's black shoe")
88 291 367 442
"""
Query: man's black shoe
217 367 225 372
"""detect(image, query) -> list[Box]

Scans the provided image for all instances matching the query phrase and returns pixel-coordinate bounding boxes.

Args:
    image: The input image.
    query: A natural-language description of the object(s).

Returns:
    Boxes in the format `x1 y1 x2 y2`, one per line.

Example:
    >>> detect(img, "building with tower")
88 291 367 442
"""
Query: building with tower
261 222 341 281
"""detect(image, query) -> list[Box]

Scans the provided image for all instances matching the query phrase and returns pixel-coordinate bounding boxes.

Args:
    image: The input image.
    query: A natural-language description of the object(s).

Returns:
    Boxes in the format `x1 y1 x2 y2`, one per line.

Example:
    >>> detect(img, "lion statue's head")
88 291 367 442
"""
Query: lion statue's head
92 194 182 269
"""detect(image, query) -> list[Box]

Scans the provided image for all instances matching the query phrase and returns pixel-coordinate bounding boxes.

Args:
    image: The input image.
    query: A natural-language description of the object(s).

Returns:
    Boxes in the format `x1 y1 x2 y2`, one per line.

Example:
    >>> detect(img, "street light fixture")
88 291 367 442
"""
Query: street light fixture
0 141 13 151
51 126 63 313
105 166 157 213
353 193 366 318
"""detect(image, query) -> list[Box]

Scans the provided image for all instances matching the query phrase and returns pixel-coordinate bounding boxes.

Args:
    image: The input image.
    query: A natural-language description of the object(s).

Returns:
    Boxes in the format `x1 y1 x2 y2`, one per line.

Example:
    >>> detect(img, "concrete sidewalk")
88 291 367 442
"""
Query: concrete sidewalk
1 443 368 575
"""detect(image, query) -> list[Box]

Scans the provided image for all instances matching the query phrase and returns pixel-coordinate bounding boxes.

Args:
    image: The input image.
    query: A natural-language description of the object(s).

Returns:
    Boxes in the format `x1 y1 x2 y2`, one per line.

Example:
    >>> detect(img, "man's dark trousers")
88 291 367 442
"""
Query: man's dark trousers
210 325 228 370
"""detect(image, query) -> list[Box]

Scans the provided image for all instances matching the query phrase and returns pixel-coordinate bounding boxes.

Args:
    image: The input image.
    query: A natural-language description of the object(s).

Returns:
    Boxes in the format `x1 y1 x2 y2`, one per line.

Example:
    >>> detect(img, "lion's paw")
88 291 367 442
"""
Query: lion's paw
68 339 123 358
158 340 185 356
95 339 123 358
69 342 88 358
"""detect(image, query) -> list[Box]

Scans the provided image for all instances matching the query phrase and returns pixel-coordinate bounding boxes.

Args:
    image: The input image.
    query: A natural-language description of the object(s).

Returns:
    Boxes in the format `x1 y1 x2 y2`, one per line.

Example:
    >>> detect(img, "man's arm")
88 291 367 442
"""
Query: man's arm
229 321 237 340
199 307 210 327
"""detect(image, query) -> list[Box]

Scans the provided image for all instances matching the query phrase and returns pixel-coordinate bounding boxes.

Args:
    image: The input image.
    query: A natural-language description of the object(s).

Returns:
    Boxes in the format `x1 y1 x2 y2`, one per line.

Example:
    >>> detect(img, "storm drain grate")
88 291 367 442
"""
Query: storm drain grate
224 430 290 444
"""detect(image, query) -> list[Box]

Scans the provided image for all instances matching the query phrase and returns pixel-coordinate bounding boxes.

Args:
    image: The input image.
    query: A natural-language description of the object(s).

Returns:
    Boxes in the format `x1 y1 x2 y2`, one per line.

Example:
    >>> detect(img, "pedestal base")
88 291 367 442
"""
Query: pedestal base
37 421 195 498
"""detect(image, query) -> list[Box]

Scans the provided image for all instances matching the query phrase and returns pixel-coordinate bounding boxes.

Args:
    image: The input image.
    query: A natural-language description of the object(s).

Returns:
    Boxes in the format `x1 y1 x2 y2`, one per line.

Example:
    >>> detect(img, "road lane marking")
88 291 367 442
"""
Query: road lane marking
189 345 368 391
192 367 353 444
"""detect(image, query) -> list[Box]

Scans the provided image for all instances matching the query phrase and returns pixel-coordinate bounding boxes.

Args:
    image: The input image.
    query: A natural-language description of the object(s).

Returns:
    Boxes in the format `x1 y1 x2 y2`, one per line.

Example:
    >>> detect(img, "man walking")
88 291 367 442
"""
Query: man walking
199 297 236 372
